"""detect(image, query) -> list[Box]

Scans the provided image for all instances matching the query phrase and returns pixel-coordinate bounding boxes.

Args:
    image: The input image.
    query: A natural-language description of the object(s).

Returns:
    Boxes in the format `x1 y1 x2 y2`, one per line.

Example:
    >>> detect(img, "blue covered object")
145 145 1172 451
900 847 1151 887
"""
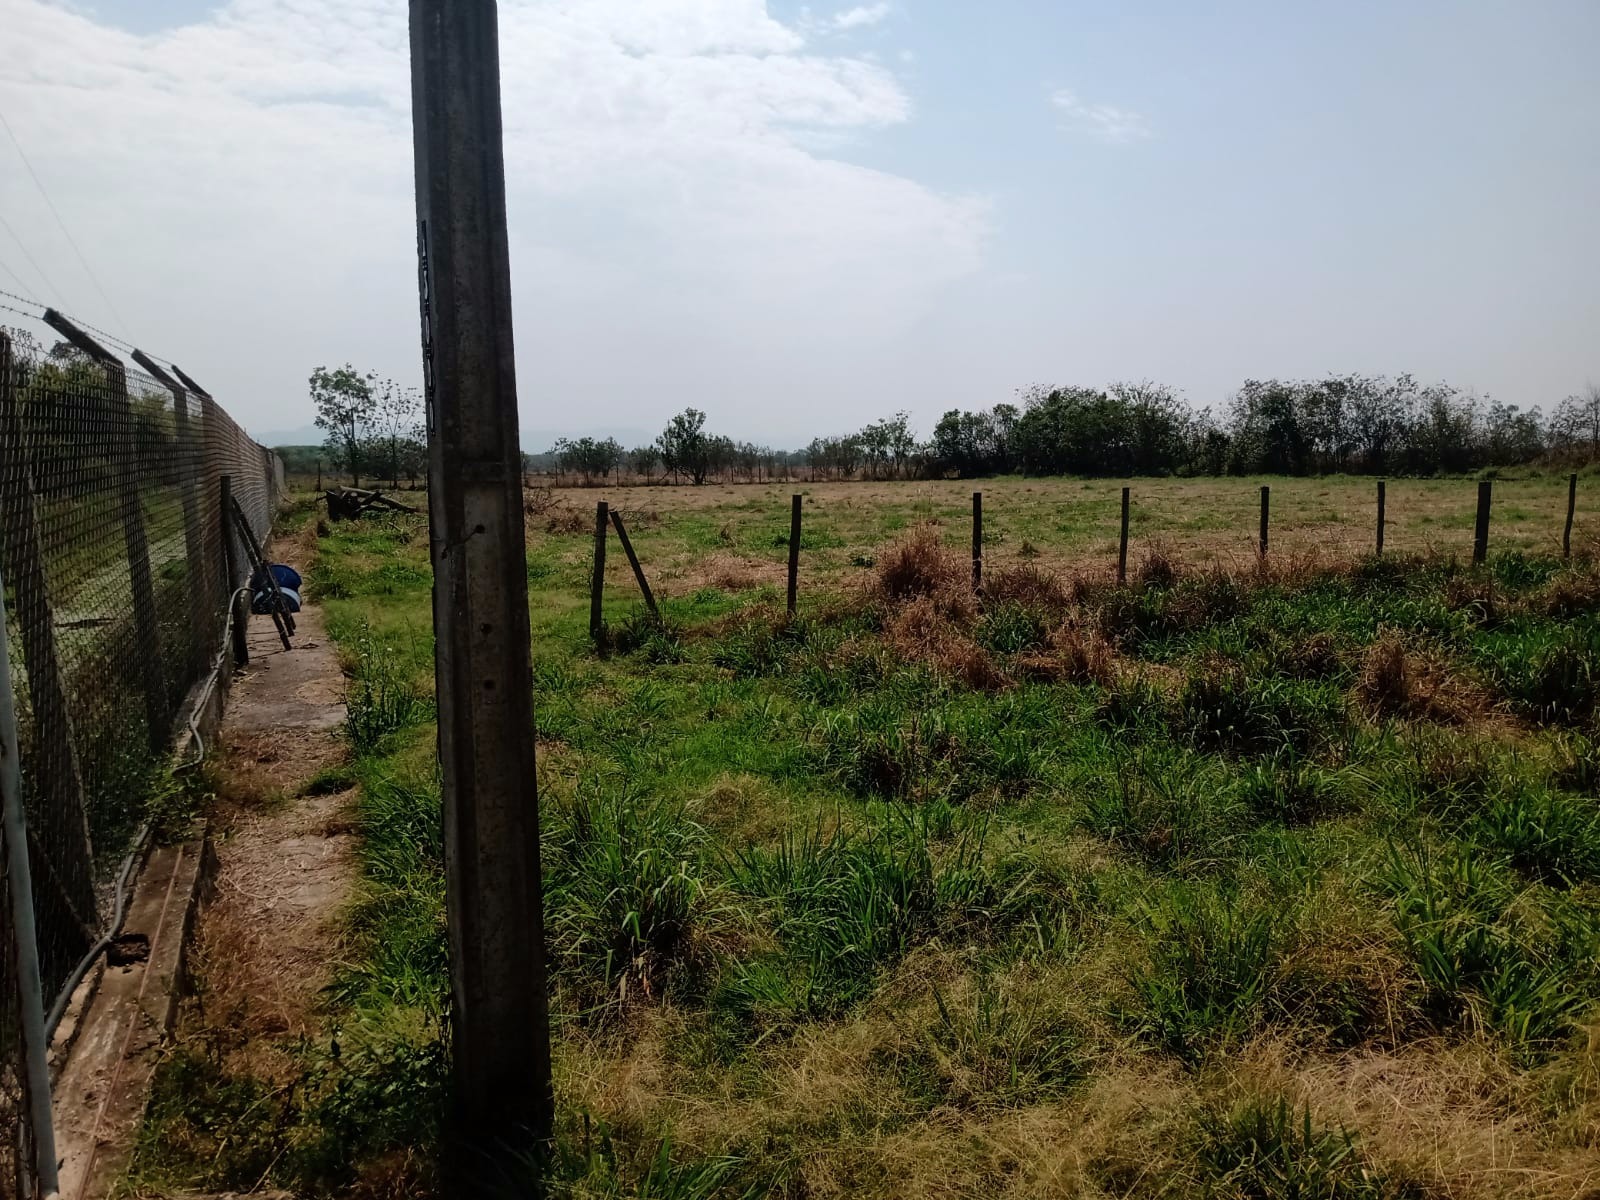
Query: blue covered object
250 562 303 614
251 562 302 592
252 586 301 615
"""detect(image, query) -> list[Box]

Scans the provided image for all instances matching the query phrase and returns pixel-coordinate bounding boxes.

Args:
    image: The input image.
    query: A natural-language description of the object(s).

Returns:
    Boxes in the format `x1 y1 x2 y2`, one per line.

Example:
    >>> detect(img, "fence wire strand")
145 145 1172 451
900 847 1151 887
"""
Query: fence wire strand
0 326 278 1196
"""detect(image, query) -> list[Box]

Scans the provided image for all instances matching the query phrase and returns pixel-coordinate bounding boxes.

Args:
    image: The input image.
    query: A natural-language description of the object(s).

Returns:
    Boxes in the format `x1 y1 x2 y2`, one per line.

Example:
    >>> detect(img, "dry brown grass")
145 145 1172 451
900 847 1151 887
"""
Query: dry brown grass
884 595 1009 691
1355 628 1490 725
1234 1034 1600 1199
984 561 1070 615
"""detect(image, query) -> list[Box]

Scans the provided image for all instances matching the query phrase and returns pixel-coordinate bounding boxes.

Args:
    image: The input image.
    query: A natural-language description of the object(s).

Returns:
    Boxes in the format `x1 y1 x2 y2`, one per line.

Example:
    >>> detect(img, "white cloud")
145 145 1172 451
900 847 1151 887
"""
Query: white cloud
1050 88 1151 144
828 4 893 32
0 0 983 438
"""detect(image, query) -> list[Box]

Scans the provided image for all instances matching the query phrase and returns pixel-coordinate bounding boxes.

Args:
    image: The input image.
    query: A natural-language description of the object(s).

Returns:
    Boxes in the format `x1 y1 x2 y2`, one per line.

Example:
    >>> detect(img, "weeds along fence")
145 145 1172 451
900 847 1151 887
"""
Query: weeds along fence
0 317 281 1197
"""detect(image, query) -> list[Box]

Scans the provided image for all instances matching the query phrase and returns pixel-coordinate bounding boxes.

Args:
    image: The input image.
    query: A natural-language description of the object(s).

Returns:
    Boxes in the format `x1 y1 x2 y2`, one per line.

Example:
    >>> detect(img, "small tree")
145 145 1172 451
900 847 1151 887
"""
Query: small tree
1554 384 1600 460
368 379 422 488
629 444 661 482
310 364 377 487
657 408 710 484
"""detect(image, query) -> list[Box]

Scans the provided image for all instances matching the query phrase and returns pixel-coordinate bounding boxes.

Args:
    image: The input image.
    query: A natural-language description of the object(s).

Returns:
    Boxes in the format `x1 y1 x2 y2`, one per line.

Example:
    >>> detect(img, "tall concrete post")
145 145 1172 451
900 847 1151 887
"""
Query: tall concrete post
409 0 552 1149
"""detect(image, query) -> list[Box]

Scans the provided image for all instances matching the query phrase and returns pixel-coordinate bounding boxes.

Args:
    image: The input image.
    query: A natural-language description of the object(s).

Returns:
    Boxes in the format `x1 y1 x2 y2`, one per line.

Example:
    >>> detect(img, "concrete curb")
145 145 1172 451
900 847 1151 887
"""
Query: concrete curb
49 828 215 1200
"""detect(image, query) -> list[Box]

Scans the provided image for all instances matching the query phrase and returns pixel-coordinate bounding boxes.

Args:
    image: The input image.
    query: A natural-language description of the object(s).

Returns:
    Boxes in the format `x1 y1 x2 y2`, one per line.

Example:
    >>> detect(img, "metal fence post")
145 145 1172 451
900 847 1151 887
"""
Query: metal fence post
1474 480 1492 565
221 475 247 666
0 565 61 1199
411 0 552 1149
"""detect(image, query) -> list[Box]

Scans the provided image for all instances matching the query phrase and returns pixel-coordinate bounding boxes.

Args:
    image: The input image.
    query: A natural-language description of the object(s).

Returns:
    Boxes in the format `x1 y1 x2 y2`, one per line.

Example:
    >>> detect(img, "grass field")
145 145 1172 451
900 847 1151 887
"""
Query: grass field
138 472 1600 1198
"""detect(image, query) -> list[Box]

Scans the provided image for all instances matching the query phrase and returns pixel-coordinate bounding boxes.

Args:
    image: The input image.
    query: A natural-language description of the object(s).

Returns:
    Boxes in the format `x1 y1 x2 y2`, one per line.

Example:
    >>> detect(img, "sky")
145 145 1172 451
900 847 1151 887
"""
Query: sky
0 0 1595 448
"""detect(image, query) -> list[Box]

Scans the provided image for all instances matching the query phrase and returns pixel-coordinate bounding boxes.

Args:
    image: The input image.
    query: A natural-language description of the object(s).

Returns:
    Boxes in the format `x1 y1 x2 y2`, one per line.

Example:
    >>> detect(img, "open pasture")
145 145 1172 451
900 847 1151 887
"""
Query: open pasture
140 473 1600 1199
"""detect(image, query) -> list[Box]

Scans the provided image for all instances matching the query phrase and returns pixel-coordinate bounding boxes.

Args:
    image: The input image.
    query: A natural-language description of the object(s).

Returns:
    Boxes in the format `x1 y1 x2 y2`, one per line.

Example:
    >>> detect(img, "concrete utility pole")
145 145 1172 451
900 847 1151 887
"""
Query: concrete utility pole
408 0 552 1150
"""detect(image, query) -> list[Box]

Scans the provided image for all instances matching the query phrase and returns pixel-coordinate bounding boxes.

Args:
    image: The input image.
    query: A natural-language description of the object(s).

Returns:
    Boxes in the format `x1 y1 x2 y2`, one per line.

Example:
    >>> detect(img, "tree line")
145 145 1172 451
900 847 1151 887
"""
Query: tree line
532 376 1598 485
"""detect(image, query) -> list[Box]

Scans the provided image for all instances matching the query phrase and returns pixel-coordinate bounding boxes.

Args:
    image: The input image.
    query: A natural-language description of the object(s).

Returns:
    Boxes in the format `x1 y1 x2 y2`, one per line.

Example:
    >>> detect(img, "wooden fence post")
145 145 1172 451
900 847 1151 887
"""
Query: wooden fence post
1473 481 1492 564
1564 473 1577 559
787 493 802 617
972 491 983 594
1259 485 1270 559
590 501 607 641
609 509 659 618
1118 486 1130 584
1376 479 1386 556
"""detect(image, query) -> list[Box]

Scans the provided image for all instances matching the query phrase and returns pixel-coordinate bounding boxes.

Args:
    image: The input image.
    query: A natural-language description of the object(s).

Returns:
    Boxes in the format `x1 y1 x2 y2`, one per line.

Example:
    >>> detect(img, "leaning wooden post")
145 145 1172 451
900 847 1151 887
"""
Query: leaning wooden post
1376 479 1386 556
972 491 983 595
0 331 97 923
1117 486 1130 584
590 500 607 641
1473 480 1492 565
786 493 802 617
411 0 552 1149
610 509 659 618
1259 485 1270 559
1564 473 1577 559
44 310 167 752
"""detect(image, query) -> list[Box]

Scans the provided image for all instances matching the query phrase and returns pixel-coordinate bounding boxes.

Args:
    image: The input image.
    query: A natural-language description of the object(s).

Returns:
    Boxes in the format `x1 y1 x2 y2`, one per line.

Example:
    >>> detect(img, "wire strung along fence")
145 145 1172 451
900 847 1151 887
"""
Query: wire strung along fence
0 311 281 1198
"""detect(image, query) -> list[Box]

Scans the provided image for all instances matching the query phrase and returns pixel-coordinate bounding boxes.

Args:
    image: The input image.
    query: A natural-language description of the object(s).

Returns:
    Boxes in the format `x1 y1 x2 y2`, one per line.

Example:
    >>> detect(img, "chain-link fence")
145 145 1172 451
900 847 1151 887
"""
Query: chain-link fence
0 318 280 1198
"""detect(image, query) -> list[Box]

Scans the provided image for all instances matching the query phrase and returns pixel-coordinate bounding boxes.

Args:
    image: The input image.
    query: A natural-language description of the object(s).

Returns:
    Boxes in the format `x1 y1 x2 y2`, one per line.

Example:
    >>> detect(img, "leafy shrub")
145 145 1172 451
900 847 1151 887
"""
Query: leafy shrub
907 981 1084 1108
976 601 1051 655
1237 748 1342 826
1084 752 1245 869
610 609 688 664
1178 657 1342 753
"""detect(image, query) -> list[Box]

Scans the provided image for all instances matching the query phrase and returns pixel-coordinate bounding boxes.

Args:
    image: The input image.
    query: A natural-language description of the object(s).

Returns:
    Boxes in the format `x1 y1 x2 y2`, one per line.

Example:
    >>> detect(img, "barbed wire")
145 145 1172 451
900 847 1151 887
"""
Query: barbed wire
0 287 182 376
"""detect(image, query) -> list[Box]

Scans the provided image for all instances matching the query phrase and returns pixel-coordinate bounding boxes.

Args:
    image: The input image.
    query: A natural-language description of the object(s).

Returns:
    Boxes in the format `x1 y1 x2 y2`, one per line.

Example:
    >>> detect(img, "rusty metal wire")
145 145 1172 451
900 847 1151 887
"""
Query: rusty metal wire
0 317 279 1195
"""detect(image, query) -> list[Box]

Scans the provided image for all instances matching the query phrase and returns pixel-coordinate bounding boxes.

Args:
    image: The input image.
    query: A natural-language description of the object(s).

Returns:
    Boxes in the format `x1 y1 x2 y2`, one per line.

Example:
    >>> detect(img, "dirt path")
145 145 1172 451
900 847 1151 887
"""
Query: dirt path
190 602 352 1047
133 599 354 1198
